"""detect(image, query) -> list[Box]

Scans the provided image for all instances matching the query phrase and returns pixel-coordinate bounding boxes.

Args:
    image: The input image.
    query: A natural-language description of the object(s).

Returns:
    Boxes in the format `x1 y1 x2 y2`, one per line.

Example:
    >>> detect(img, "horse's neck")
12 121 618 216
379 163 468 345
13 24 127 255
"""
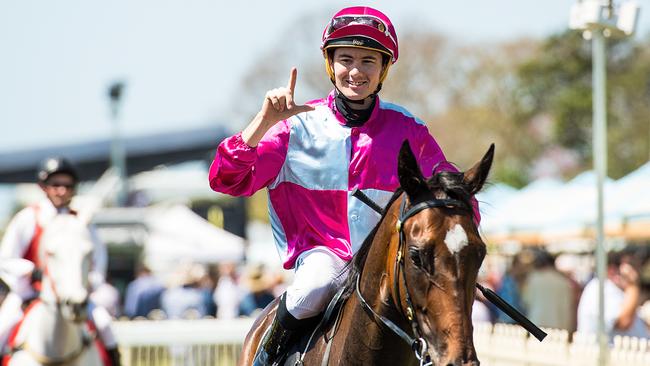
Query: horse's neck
336 219 414 364
22 279 85 358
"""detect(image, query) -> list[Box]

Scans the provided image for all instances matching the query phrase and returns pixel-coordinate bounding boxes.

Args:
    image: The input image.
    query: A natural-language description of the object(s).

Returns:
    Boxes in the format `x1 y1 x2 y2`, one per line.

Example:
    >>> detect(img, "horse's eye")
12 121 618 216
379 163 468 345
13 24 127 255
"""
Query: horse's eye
408 247 422 268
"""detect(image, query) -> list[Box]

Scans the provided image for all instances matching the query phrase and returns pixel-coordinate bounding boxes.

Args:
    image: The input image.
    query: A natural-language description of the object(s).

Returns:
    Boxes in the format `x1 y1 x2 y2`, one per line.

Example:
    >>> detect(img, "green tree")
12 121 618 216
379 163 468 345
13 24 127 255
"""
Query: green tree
514 31 650 179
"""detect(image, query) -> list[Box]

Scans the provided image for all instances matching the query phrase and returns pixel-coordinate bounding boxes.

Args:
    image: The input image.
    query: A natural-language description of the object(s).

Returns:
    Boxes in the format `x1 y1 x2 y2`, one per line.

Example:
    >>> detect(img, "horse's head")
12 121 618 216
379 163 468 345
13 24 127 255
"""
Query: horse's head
39 214 93 322
393 141 493 366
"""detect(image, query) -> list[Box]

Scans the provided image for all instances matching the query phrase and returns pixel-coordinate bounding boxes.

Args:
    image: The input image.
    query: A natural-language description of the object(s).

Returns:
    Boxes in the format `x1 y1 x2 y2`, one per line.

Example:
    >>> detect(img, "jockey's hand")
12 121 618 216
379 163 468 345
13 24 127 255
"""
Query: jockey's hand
30 268 42 284
242 68 315 147
260 68 314 124
618 262 640 289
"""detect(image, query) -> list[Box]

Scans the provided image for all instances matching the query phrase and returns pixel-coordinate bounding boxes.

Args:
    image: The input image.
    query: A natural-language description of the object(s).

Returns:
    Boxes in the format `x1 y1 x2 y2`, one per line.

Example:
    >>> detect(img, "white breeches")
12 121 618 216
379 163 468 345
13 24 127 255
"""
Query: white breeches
285 248 349 320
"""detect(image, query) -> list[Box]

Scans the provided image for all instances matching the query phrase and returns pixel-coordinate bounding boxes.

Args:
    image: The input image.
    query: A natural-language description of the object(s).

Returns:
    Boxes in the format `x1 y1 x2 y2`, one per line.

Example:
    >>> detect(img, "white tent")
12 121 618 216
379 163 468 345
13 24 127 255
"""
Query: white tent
479 161 650 244
606 162 650 239
536 171 615 238
476 182 519 238
478 178 563 242
143 204 245 277
609 162 650 218
92 203 245 282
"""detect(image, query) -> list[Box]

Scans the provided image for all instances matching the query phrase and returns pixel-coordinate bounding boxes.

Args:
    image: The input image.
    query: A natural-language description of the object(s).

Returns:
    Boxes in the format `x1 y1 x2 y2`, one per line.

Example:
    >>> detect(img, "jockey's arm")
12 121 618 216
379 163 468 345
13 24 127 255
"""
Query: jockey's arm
0 208 36 260
0 209 38 299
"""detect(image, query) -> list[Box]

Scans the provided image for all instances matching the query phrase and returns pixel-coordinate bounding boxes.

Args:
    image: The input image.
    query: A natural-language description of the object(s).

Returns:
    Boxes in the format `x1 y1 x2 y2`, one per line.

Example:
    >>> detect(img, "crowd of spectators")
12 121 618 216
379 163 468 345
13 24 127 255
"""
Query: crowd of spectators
472 246 650 342
106 261 285 321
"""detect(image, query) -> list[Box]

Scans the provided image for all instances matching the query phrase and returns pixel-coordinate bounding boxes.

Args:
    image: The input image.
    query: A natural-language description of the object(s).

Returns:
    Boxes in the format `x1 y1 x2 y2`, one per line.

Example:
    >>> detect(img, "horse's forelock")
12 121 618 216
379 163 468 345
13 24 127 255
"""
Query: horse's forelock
427 170 472 204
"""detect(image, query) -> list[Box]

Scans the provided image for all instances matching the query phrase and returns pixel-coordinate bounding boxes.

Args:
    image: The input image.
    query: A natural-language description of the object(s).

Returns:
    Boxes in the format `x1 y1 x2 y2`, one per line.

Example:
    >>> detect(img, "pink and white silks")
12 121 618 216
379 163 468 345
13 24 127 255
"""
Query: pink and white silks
209 90 480 270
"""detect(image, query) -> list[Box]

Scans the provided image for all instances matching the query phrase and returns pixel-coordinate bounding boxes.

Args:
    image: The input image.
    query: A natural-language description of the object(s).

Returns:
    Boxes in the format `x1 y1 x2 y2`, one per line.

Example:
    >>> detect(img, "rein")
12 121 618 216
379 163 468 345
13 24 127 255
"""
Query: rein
355 193 469 366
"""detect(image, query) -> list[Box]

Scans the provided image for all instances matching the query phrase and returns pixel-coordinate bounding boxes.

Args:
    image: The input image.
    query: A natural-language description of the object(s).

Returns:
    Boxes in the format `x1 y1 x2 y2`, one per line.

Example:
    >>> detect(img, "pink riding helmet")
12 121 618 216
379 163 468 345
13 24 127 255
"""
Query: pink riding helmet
321 6 399 63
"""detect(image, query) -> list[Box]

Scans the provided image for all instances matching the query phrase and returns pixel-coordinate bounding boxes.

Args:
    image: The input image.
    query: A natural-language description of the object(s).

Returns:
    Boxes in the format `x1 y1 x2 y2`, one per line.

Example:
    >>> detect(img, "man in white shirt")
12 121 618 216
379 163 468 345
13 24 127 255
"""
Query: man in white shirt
577 250 650 340
0 157 120 365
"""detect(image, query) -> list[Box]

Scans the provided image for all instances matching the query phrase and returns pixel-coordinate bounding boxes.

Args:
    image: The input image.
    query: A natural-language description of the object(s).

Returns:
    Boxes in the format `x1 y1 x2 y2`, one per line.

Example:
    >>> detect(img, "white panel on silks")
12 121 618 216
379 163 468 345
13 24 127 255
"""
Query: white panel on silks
347 188 393 254
271 108 350 191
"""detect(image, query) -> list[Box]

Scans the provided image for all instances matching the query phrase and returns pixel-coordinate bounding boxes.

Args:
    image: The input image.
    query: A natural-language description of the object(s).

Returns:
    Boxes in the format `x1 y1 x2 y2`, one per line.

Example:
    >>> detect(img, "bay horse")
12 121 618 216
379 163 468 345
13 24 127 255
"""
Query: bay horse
4 214 104 366
241 141 494 366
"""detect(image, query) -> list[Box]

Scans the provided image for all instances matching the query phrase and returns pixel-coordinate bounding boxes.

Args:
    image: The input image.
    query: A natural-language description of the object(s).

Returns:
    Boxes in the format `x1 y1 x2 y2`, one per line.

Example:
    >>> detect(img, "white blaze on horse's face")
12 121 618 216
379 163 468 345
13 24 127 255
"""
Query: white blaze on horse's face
40 215 93 319
444 224 468 254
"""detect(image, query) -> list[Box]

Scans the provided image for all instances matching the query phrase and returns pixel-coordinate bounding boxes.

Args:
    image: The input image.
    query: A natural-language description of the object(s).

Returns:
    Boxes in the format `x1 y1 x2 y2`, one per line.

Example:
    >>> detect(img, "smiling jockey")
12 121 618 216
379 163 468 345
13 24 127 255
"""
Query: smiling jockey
209 6 480 365
0 157 121 366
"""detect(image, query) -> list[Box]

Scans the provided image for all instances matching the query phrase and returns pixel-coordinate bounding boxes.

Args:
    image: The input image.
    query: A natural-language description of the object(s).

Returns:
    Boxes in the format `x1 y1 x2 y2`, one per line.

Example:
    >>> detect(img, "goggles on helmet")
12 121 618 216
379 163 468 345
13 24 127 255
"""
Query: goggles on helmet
327 16 386 35
324 16 396 48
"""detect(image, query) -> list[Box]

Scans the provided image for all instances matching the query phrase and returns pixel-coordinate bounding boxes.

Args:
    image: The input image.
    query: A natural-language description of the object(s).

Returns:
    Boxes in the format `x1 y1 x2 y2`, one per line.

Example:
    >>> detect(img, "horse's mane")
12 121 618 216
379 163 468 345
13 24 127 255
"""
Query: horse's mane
339 170 472 299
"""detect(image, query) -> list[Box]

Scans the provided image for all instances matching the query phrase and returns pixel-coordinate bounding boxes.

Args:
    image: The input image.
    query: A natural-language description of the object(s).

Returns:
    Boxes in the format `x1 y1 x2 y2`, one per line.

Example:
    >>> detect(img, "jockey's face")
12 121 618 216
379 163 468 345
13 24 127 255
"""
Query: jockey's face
41 173 76 209
332 47 383 103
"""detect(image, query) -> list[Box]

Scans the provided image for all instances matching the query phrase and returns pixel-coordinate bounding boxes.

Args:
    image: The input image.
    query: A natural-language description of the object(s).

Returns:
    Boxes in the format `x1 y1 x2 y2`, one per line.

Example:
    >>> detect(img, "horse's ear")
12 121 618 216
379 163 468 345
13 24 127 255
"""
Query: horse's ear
398 140 427 198
463 144 495 195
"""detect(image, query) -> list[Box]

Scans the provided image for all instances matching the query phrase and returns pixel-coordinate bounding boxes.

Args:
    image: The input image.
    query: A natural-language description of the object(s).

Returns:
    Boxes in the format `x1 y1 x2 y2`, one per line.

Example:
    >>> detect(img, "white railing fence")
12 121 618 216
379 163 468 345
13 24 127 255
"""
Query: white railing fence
114 319 650 366
474 322 650 366
114 318 253 366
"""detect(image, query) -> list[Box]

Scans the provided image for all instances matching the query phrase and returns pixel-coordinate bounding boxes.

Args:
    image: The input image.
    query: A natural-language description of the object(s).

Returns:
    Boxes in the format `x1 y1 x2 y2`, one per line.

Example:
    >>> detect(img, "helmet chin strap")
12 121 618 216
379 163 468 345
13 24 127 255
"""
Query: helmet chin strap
332 82 383 106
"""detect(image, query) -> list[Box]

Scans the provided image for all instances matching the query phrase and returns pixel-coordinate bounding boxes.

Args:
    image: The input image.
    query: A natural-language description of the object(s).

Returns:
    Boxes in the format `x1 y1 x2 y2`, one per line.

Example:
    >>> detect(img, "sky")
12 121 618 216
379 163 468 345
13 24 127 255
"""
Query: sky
2 0 649 153
1 1 649 223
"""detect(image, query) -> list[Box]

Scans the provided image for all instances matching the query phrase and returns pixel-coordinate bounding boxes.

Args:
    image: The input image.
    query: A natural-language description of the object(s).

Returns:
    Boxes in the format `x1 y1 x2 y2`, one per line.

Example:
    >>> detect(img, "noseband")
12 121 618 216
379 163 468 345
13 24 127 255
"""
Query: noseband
355 193 471 365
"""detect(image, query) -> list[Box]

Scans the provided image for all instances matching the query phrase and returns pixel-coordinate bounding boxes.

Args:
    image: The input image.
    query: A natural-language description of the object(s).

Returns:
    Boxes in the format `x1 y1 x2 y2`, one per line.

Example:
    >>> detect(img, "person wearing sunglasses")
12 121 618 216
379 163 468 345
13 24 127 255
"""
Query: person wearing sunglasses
0 157 121 365
209 6 480 365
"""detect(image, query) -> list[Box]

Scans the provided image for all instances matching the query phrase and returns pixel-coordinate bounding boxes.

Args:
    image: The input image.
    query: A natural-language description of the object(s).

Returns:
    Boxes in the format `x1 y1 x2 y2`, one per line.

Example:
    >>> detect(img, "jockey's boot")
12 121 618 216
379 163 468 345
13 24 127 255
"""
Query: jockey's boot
107 347 121 366
252 294 317 366
252 314 295 366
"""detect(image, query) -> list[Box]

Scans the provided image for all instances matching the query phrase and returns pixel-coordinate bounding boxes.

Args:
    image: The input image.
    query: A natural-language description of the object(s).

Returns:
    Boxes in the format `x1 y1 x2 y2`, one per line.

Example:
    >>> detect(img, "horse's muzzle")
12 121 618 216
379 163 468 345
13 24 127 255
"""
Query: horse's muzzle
62 298 89 322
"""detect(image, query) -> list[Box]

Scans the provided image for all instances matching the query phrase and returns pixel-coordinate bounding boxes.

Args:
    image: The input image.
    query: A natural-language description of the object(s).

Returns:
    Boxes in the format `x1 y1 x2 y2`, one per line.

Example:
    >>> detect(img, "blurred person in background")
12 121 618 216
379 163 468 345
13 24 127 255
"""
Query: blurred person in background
0 157 120 365
198 265 218 317
522 249 573 330
91 274 121 318
269 270 288 298
555 253 584 333
472 294 492 324
208 6 480 365
239 264 275 317
474 264 498 323
213 261 242 319
577 250 650 340
123 262 165 319
161 262 210 319
495 250 532 324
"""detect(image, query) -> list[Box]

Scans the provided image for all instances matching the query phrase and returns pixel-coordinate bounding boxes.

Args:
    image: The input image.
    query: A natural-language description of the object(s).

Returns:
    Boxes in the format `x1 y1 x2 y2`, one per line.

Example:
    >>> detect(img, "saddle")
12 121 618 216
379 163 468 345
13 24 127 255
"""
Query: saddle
271 286 347 366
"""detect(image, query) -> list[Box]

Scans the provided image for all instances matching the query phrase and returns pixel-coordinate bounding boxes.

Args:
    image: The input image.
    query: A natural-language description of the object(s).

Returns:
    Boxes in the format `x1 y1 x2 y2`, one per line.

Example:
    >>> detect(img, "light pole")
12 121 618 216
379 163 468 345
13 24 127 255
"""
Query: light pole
108 81 128 206
569 1 639 365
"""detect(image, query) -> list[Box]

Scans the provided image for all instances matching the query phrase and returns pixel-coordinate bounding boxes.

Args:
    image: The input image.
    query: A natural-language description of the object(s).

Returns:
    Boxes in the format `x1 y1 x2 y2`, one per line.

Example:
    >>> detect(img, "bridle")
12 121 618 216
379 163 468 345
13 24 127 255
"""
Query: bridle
355 192 471 366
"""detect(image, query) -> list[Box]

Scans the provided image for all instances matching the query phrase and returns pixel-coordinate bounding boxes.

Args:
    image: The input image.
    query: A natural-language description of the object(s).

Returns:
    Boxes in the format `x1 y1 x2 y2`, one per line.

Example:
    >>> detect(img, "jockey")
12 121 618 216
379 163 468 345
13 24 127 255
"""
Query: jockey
208 6 480 365
0 157 121 366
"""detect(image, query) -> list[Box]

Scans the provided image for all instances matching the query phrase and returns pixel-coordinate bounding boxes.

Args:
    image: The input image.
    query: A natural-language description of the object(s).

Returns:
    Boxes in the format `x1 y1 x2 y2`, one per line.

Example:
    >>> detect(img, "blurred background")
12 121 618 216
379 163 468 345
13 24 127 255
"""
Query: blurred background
2 1 650 365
